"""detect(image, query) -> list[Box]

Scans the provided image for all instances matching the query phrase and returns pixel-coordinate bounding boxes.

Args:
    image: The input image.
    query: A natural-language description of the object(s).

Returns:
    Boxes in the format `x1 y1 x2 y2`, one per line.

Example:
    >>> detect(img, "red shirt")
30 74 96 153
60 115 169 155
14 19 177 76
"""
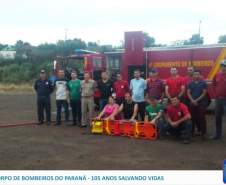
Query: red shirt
213 72 226 98
167 103 190 122
183 76 193 98
147 78 164 99
166 76 185 97
94 89 101 98
113 80 129 98
183 76 193 86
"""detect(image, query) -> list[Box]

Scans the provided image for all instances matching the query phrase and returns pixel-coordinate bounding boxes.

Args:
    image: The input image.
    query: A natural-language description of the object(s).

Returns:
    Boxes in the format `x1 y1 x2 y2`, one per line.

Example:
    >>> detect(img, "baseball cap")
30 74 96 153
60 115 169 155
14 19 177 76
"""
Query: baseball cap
149 68 158 73
40 69 46 73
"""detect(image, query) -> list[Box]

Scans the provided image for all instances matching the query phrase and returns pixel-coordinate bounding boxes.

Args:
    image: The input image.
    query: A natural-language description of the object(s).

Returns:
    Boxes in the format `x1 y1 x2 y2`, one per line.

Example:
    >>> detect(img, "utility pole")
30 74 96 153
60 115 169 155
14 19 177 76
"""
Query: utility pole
198 20 202 36
65 28 68 41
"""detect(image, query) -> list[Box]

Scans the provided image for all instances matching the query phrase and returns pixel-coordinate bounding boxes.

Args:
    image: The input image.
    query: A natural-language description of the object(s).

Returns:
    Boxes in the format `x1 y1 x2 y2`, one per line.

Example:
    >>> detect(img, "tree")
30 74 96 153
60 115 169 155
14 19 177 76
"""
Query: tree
218 35 226 43
87 42 101 51
143 32 155 47
33 43 57 58
184 34 204 45
56 39 86 56
0 43 7 51
15 40 32 58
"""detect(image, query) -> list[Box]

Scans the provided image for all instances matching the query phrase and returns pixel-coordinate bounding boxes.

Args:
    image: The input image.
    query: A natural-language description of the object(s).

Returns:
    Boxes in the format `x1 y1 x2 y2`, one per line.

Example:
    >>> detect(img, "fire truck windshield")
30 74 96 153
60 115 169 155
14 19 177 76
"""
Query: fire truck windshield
66 57 84 79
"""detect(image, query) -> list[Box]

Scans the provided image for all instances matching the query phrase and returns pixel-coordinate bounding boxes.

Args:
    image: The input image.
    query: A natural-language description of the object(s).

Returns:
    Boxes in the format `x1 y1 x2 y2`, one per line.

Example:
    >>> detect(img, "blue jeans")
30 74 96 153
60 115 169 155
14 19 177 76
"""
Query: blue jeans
99 99 108 110
215 98 226 137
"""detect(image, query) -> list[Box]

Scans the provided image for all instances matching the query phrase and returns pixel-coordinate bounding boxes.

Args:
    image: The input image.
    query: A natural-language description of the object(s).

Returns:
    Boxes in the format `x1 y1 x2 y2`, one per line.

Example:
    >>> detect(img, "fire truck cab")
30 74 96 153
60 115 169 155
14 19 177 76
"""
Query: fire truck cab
54 49 106 81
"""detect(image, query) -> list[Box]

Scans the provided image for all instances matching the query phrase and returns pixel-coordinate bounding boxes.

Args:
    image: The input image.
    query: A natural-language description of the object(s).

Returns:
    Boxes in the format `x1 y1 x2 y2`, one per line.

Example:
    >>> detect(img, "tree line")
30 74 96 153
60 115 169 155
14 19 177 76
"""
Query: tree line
0 33 226 84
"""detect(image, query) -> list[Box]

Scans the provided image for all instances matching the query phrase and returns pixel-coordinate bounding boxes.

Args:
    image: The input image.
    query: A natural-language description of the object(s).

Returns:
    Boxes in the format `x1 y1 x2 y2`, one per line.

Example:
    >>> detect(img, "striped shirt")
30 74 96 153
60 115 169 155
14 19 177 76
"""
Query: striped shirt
147 78 164 100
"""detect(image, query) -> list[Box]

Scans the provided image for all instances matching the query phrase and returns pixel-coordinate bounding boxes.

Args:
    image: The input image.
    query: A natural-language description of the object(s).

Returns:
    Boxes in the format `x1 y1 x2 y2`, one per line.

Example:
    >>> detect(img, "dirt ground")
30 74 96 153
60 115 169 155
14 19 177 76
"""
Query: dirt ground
0 93 225 170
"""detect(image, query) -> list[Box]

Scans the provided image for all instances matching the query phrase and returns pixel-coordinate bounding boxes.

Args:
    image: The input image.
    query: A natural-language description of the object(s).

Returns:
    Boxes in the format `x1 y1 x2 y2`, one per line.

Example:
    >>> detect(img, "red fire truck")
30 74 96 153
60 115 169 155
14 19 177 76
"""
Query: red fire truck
105 31 226 81
54 32 226 99
54 49 106 81
105 31 226 98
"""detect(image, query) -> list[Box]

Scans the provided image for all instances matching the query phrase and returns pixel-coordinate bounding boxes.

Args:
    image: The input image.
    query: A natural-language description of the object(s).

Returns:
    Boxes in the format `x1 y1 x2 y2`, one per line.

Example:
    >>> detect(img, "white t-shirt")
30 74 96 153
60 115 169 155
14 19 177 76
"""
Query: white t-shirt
55 79 68 100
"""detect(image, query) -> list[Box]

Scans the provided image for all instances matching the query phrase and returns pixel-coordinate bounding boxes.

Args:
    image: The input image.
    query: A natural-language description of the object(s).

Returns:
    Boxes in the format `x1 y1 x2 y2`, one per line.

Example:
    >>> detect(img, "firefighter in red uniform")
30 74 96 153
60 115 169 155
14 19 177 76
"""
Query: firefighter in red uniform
113 73 129 105
165 67 186 103
211 60 226 140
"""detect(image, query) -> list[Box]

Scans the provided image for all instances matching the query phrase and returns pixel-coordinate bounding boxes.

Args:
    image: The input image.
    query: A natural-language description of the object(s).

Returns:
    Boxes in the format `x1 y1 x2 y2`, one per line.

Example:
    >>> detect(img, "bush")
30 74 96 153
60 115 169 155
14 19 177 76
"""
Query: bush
0 59 53 84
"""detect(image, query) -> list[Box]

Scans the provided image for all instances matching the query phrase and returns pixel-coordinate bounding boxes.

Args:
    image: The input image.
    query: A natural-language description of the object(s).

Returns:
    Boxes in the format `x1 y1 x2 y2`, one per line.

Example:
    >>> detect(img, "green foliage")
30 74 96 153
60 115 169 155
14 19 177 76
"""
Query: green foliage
218 35 226 43
56 39 86 56
0 38 89 84
184 34 204 45
0 44 8 51
0 33 155 83
0 60 53 84
143 32 155 47
0 63 32 84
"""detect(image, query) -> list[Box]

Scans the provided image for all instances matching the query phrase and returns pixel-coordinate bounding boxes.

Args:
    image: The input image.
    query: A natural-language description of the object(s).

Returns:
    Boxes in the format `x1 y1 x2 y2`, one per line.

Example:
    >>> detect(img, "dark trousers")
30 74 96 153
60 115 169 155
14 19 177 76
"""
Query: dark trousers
94 97 100 111
135 101 146 121
215 98 226 137
154 118 165 137
56 100 69 124
162 120 192 140
115 97 124 105
190 104 207 135
99 98 108 110
37 96 51 123
70 99 81 124
183 97 190 108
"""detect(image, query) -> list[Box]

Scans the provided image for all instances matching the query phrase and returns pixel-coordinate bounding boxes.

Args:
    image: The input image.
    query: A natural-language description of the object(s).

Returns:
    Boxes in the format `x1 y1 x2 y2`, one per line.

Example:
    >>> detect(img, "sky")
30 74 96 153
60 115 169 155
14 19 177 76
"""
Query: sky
0 0 226 46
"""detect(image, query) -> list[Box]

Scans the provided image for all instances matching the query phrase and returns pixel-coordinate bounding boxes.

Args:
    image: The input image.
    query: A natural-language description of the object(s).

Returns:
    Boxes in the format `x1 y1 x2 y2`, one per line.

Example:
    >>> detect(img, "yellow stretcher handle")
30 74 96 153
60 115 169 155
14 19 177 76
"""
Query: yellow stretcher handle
105 119 111 135
134 121 139 138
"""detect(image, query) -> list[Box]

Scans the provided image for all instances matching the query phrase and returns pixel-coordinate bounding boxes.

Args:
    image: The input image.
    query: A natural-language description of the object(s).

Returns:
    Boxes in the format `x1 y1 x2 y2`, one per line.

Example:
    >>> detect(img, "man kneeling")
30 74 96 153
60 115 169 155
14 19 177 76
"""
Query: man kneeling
163 97 192 144
144 96 164 136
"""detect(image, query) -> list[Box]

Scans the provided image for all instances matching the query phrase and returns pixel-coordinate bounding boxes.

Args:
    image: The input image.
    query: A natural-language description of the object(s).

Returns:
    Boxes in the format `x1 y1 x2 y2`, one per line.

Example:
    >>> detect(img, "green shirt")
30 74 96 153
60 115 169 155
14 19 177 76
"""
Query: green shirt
145 104 163 121
67 79 81 100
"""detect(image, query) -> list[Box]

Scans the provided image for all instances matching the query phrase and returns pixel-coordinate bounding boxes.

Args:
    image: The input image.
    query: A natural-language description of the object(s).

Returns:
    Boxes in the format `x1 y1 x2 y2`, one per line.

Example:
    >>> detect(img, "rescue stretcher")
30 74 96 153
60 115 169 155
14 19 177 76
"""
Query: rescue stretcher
91 119 157 140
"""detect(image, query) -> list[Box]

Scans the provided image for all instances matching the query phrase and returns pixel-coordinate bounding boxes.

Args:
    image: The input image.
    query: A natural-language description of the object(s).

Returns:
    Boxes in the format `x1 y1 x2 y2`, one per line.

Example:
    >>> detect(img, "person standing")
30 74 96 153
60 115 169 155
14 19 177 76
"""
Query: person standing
184 66 195 85
97 71 113 110
34 69 54 125
146 69 164 101
113 73 129 105
183 66 195 107
211 60 226 140
54 69 69 125
130 69 147 121
67 71 81 126
81 72 96 127
165 67 185 101
187 70 207 139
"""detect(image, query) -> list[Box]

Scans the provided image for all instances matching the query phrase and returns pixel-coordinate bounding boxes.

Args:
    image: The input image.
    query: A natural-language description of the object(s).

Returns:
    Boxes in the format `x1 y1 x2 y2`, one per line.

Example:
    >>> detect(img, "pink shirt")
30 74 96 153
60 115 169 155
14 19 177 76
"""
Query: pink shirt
103 103 119 117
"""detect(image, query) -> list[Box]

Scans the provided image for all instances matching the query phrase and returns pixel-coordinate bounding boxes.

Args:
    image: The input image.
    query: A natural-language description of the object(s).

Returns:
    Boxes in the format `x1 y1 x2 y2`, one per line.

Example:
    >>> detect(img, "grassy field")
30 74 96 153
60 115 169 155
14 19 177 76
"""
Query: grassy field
0 83 34 93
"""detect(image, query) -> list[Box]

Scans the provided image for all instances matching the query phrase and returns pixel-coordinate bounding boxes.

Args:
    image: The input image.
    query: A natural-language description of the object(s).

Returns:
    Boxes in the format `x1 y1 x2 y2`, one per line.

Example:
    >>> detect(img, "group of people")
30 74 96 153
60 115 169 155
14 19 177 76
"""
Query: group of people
34 60 226 144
